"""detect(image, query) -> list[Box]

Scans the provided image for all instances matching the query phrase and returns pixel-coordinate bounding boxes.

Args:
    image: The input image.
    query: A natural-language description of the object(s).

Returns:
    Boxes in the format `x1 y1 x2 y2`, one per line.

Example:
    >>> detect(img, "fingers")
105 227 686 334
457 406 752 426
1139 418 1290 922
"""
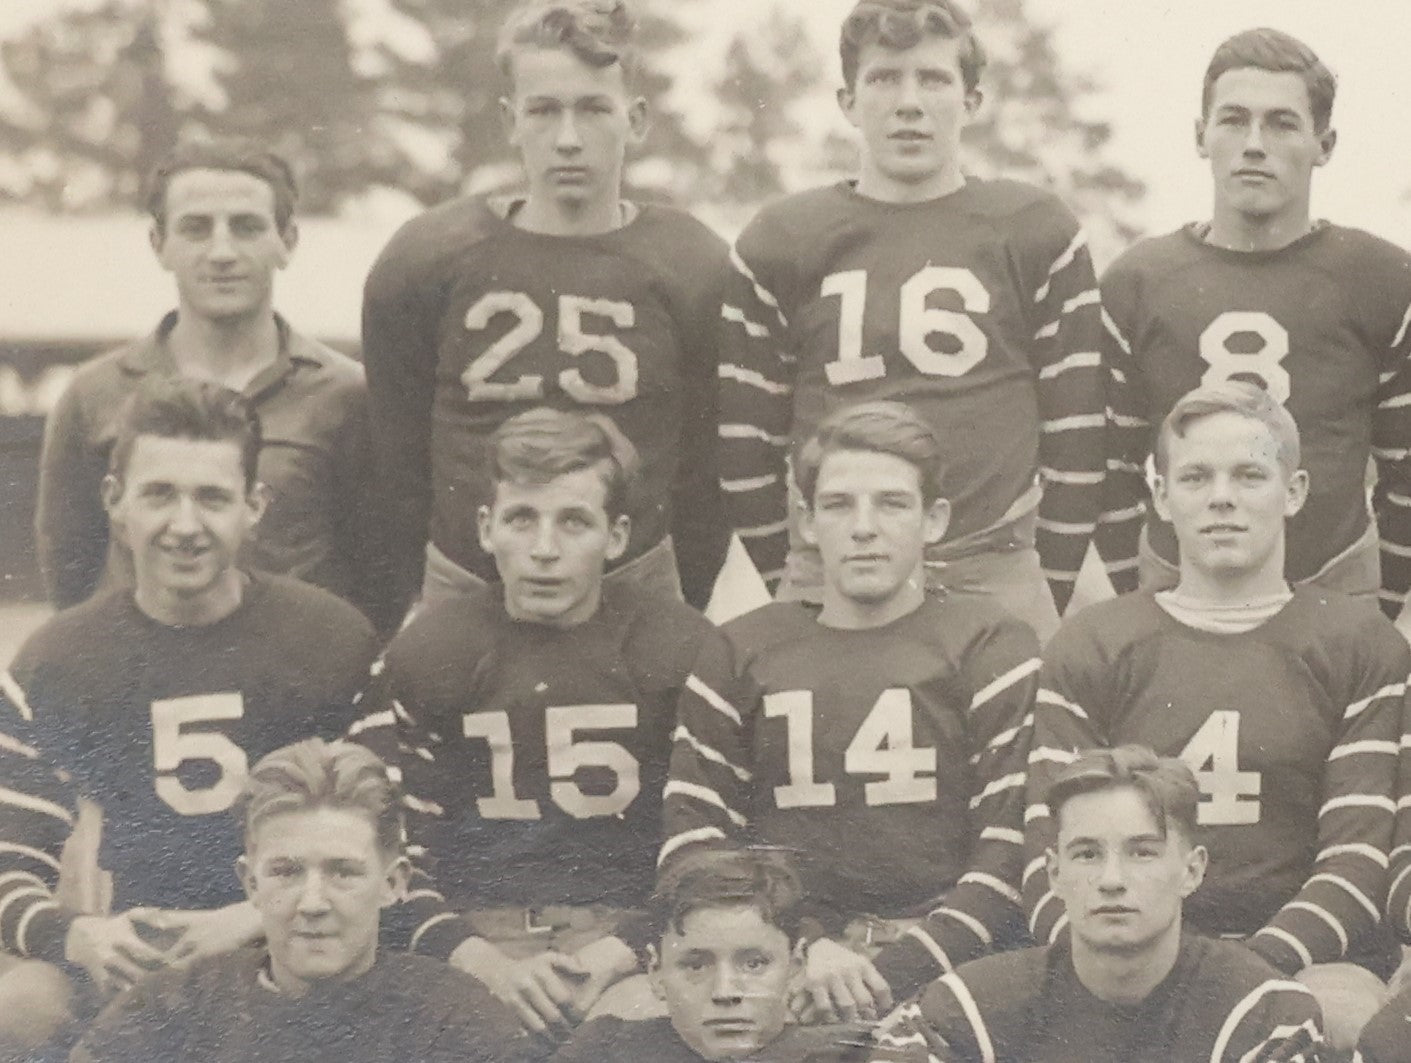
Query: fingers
861 961 894 1014
509 953 580 1037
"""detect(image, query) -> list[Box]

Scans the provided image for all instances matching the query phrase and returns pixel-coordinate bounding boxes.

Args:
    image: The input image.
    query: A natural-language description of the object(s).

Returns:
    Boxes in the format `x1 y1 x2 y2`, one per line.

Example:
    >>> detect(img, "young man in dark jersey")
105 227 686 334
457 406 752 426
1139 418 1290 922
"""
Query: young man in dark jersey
553 849 869 1063
871 746 1326 1063
36 137 393 631
0 380 378 1056
70 738 532 1063
1098 28 1411 633
717 0 1105 642
664 401 1039 1022
1027 381 1408 1052
347 407 737 1045
362 0 729 622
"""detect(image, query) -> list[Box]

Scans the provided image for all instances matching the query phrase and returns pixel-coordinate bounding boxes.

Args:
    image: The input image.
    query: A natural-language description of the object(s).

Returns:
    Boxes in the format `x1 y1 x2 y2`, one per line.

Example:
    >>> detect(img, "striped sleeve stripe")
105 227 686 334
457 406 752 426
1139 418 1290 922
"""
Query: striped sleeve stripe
1036 518 1098 535
729 245 788 328
1109 412 1149 429
1386 491 1411 508
720 304 772 339
1106 558 1140 575
1316 843 1389 866
737 520 790 540
1033 231 1088 304
968 773 1024 809
659 826 727 867
1038 351 1102 380
1329 740 1399 760
1282 900 1349 952
0 870 46 892
939 973 997 1063
1373 447 1411 462
1378 393 1411 410
686 675 742 726
347 710 395 737
14 899 60 957
1237 1020 1322 1063
1042 468 1105 485
384 764 402 785
403 888 445 904
980 827 1024 845
974 713 1034 759
1393 302 1411 349
1393 864 1411 922
1106 458 1145 474
1041 414 1106 433
672 724 752 782
0 886 51 930
719 362 790 395
1037 689 1089 719
1210 981 1315 1063
662 781 748 827
0 842 60 873
933 905 993 945
1381 370 1401 385
1304 873 1380 920
1382 541 1411 559
0 673 33 722
0 787 72 826
970 659 1041 712
720 424 789 446
1344 683 1406 720
1022 856 1046 883
1319 795 1397 816
721 474 779 494
1043 570 1079 584
402 794 445 817
906 927 956 974
1253 926 1313 969
958 872 1022 905
1048 912 1069 943
1099 504 1145 523
1033 290 1100 338
0 731 39 760
1025 803 1052 825
1101 308 1133 355
409 912 461 953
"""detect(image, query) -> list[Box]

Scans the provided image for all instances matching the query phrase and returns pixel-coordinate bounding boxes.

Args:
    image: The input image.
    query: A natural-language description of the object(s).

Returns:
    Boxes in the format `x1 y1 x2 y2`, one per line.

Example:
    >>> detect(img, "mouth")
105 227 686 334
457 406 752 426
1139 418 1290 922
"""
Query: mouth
1232 169 1275 181
1199 523 1246 535
522 577 566 594
1091 905 1138 917
889 130 932 143
704 1019 756 1033
549 166 590 181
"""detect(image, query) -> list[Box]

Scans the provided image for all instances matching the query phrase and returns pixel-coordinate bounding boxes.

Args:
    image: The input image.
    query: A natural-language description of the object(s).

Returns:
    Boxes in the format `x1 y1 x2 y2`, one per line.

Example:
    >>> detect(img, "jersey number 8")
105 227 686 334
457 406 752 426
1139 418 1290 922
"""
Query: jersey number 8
1199 311 1291 404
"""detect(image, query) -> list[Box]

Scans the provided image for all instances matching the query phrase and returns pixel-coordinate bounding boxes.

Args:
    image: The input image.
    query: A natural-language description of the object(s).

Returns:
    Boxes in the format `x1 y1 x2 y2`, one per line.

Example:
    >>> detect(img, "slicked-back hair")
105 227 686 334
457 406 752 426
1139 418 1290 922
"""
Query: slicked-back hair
488 407 640 519
794 400 945 506
839 0 985 93
1153 379 1301 477
239 738 404 857
146 136 299 238
1047 745 1201 846
1202 28 1337 133
109 378 261 492
652 848 804 943
497 0 638 85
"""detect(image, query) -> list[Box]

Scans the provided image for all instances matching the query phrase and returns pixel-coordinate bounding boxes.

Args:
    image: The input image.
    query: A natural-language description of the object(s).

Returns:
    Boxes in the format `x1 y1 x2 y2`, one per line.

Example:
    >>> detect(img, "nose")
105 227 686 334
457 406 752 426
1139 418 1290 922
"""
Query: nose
895 74 922 113
530 519 561 561
296 871 333 915
555 111 583 152
207 219 238 261
850 500 878 540
168 494 203 535
1242 121 1266 156
1096 851 1127 893
1207 472 1237 508
711 963 745 1005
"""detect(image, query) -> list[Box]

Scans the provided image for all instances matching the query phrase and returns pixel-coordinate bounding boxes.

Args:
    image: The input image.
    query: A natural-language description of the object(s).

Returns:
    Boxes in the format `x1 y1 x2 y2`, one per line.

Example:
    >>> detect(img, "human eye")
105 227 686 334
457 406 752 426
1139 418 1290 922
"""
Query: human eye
138 483 175 502
561 511 593 531
175 217 212 239
919 69 953 87
741 952 772 974
266 860 301 880
866 68 899 85
230 215 270 238
1069 845 1098 862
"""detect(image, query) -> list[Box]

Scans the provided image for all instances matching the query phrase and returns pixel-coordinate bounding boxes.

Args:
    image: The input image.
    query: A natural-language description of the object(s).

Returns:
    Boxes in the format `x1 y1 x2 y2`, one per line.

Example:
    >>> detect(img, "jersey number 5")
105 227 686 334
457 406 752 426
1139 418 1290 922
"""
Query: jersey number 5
150 694 249 816
1178 710 1261 825
461 292 639 405
1199 311 1291 404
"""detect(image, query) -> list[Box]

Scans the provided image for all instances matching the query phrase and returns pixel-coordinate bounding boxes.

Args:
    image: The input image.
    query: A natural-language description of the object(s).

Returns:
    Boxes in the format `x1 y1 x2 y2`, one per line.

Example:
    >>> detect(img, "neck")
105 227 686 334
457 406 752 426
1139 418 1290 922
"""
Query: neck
855 161 965 205
818 572 926 630
1206 203 1313 252
167 310 280 390
1070 924 1182 1007
514 190 625 236
1174 552 1289 605
271 949 376 1000
135 570 247 627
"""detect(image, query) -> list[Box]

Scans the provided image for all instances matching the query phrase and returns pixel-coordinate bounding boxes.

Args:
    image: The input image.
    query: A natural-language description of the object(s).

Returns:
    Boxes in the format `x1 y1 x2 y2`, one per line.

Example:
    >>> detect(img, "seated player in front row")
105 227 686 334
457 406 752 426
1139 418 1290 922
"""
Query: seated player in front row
664 401 1040 1021
0 379 378 1056
1026 380 1409 1051
870 746 1325 1062
70 738 532 1062
553 848 870 1063
348 407 737 1043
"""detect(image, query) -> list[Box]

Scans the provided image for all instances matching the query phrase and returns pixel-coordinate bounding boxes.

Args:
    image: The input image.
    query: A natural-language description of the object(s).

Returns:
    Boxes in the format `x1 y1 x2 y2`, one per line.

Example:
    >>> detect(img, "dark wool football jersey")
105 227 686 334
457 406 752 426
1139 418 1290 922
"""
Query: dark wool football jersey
70 947 534 1063
1097 223 1411 613
362 194 730 613
0 576 377 964
868 934 1324 1063
1388 683 1411 946
1025 589 1408 976
552 1016 873 1063
717 179 1105 608
346 581 730 960
663 596 1038 999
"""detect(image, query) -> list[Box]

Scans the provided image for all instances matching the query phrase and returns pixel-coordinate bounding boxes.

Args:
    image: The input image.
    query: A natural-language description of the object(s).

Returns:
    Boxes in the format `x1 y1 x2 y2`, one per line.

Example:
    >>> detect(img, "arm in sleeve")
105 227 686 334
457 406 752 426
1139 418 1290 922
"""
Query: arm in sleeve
35 378 109 609
872 622 1040 998
69 967 191 1062
1212 979 1325 1063
1371 295 1411 618
1387 680 1411 943
866 977 995 1063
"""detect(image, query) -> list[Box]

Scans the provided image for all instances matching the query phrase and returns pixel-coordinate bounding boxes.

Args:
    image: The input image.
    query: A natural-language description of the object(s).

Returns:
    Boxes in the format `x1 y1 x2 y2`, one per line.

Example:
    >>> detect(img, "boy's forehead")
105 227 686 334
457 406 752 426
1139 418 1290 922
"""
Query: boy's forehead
854 33 965 73
249 806 381 857
816 447 924 491
664 902 788 950
491 465 612 511
165 167 278 215
1166 411 1285 466
124 434 245 480
1056 786 1167 843
505 43 629 97
1207 67 1316 120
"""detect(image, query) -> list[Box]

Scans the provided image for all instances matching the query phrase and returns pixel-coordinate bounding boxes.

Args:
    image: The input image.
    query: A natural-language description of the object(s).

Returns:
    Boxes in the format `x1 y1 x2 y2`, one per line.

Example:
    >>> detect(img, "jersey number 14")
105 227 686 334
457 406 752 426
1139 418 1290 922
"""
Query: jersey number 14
1178 710 1262 826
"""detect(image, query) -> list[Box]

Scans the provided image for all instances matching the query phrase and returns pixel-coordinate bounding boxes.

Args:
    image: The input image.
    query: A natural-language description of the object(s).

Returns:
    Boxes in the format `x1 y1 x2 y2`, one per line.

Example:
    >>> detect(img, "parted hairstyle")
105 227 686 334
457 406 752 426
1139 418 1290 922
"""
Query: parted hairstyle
487 407 640 519
238 738 404 856
839 0 985 94
651 848 805 943
1046 745 1202 845
1202 28 1337 133
1153 379 1301 477
146 136 299 238
497 0 638 84
108 378 262 492
794 400 945 506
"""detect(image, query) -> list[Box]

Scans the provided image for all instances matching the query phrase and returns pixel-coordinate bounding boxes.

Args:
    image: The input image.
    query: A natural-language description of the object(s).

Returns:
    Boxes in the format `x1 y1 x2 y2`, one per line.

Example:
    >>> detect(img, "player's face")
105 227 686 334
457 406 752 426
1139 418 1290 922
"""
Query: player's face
650 904 800 1062
1153 411 1307 584
150 168 296 324
1197 68 1335 228
502 46 646 219
104 435 264 605
1048 788 1206 956
839 35 980 202
240 807 408 995
478 464 630 628
802 449 949 611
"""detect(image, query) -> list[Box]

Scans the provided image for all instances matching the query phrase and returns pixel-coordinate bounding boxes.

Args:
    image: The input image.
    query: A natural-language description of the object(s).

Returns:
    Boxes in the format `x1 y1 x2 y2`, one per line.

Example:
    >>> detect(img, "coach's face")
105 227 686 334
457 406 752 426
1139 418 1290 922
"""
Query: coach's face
239 807 408 996
479 464 630 628
150 168 296 324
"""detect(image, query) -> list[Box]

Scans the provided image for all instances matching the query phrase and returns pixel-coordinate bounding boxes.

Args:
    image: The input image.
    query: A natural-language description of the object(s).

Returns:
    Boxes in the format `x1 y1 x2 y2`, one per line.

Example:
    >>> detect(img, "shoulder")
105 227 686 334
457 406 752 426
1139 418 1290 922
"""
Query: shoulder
632 203 729 254
1184 939 1320 1046
1283 586 1411 668
734 185 850 255
919 594 1040 658
365 195 499 294
613 586 722 682
283 329 366 391
722 600 821 658
1102 228 1200 284
553 1016 684 1062
55 340 148 418
1044 593 1161 662
1314 222 1411 273
9 589 133 683
375 954 529 1047
387 586 503 676
903 947 1049 1051
966 178 1077 224
246 575 377 659
96 948 258 1024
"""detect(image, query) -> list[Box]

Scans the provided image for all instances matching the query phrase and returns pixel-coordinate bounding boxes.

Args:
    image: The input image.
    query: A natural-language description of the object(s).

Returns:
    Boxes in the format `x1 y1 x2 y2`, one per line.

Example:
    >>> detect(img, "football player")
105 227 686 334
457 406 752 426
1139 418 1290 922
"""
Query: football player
717 0 1105 642
1026 381 1408 1052
663 401 1038 1020
870 747 1326 1063
36 136 393 631
0 380 378 1055
1097 28 1411 627
346 407 737 1042
362 0 729 622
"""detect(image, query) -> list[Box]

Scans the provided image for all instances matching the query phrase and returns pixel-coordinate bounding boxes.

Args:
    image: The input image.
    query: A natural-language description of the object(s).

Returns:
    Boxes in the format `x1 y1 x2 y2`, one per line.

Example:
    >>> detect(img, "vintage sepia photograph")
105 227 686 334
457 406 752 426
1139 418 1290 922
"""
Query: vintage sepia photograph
2 0 1411 1059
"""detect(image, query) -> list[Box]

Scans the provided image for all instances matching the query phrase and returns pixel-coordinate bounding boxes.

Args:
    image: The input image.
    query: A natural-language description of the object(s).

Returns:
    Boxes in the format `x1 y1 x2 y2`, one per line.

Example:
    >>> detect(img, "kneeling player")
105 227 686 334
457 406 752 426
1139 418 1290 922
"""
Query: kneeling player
0 379 377 1055
871 747 1325 1062
71 739 531 1062
1026 381 1407 1051
664 401 1039 1020
348 408 735 1042
553 849 869 1063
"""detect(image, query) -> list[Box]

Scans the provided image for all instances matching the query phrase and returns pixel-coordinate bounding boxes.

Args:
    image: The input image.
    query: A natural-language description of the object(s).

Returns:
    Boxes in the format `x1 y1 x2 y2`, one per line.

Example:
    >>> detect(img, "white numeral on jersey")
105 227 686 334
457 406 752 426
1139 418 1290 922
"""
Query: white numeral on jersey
463 704 641 819
1178 710 1262 825
822 267 990 386
764 688 936 808
1198 311 1291 404
461 292 639 405
150 694 249 817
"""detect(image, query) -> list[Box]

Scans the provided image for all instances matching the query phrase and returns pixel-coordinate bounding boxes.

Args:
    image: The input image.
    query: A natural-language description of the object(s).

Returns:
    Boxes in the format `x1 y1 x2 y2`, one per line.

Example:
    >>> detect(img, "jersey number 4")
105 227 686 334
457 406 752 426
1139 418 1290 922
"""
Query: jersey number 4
766 688 936 808
1199 311 1291 404
462 704 641 820
461 292 639 404
1178 710 1262 825
150 694 249 817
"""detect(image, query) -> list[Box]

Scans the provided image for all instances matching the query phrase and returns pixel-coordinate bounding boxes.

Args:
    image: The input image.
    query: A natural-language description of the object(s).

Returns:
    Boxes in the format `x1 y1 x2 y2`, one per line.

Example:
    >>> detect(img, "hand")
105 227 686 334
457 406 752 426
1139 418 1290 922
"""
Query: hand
795 937 893 1024
450 936 587 1039
156 902 264 968
64 909 172 994
569 935 639 1017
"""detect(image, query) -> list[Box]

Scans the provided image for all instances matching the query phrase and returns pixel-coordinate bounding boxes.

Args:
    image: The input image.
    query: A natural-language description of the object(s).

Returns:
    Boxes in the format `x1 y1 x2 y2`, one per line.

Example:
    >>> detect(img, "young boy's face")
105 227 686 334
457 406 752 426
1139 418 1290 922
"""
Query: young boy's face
651 903 800 1061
